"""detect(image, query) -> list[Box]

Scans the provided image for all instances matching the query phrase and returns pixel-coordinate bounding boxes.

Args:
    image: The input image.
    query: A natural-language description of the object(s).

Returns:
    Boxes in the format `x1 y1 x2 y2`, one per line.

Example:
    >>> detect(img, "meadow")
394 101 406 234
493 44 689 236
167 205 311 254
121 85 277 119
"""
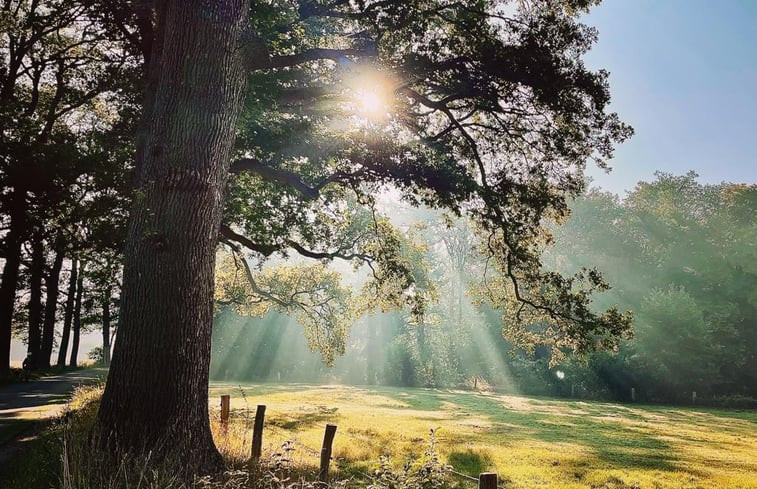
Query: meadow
209 383 757 489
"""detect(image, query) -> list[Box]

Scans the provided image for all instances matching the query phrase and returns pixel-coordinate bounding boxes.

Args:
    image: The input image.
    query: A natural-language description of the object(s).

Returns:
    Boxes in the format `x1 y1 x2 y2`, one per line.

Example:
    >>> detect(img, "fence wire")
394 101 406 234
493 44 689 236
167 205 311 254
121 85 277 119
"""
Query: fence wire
214 396 510 488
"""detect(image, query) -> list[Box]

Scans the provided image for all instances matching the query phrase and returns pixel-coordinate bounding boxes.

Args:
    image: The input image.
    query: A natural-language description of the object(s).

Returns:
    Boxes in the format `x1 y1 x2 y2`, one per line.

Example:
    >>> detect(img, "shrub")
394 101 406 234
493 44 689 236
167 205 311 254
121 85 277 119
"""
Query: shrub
709 394 757 409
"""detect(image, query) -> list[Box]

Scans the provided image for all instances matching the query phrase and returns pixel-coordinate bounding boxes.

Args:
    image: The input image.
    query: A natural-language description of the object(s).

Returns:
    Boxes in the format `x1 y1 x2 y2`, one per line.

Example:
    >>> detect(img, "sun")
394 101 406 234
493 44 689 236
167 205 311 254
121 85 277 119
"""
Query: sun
356 89 385 116
346 67 393 121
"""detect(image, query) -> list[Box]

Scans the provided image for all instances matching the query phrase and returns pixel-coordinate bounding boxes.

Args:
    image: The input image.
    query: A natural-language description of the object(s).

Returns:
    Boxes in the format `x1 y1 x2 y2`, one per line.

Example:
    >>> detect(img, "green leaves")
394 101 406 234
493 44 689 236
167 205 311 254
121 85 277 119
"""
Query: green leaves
216 252 352 365
221 0 632 363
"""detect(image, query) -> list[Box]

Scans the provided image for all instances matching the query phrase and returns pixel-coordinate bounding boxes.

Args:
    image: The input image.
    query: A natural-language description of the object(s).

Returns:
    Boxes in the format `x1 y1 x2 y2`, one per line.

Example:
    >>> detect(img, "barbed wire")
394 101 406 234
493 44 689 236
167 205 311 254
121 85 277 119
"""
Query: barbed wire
449 469 479 483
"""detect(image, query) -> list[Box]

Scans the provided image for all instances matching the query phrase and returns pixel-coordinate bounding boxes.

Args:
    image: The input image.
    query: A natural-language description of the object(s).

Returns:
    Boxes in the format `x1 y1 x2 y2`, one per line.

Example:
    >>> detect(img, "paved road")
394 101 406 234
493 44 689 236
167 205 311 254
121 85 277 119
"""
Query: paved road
0 367 107 415
0 367 107 472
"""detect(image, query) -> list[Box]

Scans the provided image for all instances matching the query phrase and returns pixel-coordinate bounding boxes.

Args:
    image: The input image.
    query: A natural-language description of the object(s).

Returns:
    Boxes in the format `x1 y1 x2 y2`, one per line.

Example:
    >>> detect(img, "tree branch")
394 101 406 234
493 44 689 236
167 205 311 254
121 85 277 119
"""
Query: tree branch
219 225 277 256
229 158 320 200
249 46 377 70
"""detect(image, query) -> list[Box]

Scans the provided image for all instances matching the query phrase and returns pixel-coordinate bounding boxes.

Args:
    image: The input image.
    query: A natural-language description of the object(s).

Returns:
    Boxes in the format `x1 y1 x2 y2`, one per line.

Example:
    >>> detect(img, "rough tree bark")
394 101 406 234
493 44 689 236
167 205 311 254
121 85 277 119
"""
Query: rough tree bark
40 235 65 368
0 185 26 375
57 258 78 367
95 0 249 473
101 287 112 365
69 261 85 367
26 237 45 368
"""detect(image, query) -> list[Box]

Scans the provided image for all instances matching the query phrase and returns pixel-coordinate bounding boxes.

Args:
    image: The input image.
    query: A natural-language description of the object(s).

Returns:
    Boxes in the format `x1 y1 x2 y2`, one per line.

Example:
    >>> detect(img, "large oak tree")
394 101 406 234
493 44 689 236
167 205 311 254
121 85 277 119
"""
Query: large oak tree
96 0 632 472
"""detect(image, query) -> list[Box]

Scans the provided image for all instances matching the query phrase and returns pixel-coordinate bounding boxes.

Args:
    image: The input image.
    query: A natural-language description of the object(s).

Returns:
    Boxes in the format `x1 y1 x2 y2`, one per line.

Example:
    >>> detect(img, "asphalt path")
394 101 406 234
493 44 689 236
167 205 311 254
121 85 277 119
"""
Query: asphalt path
0 367 106 414
0 367 107 475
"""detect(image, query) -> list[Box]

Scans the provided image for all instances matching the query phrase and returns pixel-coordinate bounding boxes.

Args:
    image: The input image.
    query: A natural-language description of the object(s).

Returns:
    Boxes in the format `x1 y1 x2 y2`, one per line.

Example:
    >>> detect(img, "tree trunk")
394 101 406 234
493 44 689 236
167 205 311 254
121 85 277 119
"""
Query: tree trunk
366 323 377 385
69 261 85 367
40 235 65 368
57 258 78 367
96 0 248 474
26 237 45 369
0 186 26 376
101 288 111 365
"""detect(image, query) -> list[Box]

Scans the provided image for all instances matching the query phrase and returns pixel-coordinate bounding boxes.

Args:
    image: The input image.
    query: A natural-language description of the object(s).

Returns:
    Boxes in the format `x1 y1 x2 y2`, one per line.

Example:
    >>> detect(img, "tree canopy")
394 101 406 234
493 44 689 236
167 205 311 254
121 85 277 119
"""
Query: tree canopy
208 0 634 360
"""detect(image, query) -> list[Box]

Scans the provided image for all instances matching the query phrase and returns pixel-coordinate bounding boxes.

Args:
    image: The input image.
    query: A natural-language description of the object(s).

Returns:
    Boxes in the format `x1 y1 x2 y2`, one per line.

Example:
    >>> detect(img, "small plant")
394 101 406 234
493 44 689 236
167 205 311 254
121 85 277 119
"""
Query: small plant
369 430 451 489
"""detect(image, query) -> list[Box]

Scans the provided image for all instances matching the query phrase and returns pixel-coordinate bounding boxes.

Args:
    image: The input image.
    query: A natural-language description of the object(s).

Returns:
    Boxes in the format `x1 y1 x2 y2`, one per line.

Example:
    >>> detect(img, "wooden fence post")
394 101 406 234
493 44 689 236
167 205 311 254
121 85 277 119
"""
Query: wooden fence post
318 424 337 483
692 391 697 404
479 472 497 489
220 395 230 431
251 404 266 461
631 387 636 402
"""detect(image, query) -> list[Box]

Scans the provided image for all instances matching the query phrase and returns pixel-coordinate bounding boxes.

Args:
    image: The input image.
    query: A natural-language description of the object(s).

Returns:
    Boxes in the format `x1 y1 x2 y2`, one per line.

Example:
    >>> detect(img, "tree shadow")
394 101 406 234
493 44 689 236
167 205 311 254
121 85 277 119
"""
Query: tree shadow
267 405 339 431
448 448 492 475
0 417 37 445
378 389 681 472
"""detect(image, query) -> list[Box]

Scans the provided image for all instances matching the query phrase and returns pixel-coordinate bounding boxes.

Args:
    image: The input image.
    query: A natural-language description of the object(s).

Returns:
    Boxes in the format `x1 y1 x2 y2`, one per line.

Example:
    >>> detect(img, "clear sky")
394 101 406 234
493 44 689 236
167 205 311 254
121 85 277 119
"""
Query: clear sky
581 0 757 195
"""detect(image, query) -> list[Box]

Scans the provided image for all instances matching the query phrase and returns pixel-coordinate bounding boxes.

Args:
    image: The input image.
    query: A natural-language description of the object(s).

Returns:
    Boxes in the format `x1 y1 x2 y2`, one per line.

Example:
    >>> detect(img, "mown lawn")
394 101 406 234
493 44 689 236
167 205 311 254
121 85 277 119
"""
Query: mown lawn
208 383 757 489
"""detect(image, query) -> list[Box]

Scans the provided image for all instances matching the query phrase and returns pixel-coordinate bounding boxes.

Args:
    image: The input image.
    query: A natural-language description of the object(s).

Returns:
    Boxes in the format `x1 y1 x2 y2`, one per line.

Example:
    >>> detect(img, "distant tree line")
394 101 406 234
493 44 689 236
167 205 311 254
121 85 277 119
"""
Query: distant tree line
549 172 756 405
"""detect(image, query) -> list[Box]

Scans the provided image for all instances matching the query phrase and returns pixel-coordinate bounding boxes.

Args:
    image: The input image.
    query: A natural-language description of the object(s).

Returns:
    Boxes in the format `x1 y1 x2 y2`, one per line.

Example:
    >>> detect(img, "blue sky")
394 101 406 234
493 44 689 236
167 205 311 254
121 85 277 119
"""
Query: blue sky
581 0 757 195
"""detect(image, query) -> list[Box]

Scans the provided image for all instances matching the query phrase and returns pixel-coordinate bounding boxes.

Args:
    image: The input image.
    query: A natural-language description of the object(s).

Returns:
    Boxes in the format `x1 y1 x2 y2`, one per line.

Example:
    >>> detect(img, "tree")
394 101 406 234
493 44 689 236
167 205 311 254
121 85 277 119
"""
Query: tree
635 286 714 396
0 0 131 374
96 0 632 473
56 257 78 367
95 0 250 472
25 236 44 366
68 260 85 367
39 233 65 368
545 173 757 401
80 249 123 366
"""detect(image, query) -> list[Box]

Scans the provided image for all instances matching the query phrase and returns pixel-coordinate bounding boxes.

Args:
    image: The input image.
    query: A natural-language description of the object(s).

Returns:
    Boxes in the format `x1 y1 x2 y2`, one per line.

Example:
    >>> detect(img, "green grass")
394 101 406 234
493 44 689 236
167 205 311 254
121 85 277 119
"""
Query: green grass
0 417 36 445
209 383 757 489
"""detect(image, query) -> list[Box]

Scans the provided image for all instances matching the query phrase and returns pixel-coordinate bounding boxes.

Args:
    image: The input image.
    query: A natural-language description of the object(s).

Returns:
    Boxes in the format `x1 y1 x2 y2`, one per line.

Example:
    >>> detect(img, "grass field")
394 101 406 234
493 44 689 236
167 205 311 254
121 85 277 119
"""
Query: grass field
208 383 757 489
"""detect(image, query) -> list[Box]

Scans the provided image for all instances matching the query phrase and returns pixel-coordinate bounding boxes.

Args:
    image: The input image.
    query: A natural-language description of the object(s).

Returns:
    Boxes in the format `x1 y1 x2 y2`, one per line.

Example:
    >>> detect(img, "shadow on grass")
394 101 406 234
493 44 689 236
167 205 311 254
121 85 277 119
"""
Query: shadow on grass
267 405 339 431
0 417 37 445
377 388 681 472
448 448 492 475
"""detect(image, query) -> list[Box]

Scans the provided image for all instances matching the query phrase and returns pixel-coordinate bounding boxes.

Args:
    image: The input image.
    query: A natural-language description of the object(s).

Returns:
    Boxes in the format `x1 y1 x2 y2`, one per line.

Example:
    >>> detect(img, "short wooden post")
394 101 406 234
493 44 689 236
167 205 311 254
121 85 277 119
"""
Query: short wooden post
318 424 337 483
631 387 636 402
692 391 697 404
251 404 266 460
220 395 230 431
479 472 497 489
571 384 575 398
